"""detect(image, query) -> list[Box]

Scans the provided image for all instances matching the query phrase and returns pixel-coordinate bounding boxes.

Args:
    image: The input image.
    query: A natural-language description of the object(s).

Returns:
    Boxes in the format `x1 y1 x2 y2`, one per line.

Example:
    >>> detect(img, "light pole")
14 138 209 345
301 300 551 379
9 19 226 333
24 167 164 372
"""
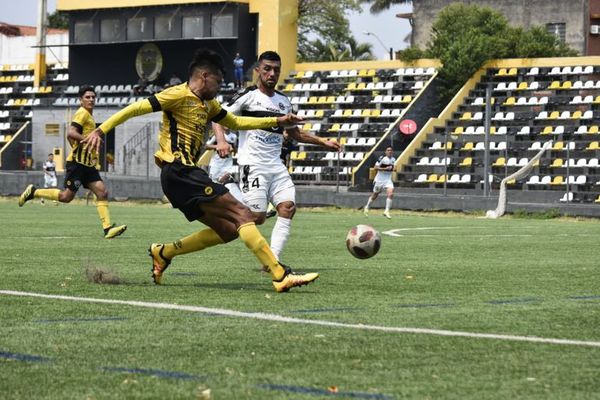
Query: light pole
363 31 393 59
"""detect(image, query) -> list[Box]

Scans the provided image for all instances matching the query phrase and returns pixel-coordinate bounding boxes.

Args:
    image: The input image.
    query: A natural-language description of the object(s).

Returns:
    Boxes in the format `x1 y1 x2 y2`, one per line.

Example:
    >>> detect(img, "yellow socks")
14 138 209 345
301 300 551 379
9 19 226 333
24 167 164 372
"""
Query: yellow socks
34 188 59 201
237 222 285 281
161 228 224 259
95 200 112 230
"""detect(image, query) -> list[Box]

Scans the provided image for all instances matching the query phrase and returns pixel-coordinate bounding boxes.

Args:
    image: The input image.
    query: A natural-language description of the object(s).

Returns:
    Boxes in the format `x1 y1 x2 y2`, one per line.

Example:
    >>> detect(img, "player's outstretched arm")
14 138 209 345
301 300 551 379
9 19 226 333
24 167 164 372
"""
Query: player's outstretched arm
216 111 304 132
287 127 342 151
82 100 155 155
211 122 233 158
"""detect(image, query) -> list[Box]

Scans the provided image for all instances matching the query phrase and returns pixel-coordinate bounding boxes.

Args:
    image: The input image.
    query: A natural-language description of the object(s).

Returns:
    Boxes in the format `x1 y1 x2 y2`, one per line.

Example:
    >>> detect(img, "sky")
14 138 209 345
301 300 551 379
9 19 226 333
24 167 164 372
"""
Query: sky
1 0 412 60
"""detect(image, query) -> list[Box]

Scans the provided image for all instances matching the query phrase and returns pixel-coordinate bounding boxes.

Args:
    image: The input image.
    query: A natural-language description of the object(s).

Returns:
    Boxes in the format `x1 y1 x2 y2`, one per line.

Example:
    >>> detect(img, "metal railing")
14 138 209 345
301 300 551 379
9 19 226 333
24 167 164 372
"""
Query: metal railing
122 122 156 177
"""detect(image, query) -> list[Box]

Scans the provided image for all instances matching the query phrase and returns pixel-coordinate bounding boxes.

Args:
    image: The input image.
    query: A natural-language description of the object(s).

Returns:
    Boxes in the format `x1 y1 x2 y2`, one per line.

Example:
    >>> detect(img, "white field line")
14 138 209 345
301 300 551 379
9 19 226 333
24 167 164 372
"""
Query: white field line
2 290 600 348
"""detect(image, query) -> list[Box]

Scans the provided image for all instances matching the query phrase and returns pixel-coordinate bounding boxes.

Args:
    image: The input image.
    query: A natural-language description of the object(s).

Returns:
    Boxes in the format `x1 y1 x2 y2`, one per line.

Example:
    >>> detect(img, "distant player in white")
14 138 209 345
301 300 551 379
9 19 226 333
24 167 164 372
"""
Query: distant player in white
364 146 396 219
213 51 340 260
42 153 58 205
204 131 243 202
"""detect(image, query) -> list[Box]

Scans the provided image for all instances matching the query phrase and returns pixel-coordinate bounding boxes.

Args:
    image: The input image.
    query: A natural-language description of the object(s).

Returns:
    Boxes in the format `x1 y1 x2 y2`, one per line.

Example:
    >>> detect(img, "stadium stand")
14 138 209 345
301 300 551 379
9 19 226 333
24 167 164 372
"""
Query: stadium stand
396 57 600 204
279 65 437 185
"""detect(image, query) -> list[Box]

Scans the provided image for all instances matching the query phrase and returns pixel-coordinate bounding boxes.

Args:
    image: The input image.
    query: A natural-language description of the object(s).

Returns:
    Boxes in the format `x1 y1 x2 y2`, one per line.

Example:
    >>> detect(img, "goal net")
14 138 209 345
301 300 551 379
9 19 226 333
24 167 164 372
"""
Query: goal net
486 140 553 219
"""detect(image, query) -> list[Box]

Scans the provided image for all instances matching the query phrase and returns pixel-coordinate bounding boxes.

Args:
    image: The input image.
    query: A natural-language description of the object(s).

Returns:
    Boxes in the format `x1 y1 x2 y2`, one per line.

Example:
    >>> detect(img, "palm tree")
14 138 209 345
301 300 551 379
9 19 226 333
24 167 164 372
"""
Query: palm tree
361 0 411 14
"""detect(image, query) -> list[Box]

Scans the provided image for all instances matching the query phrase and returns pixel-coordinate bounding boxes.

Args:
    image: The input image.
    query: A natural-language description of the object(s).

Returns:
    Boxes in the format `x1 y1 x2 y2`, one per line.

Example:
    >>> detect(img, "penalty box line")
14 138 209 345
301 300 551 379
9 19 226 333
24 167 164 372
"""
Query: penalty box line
2 290 600 348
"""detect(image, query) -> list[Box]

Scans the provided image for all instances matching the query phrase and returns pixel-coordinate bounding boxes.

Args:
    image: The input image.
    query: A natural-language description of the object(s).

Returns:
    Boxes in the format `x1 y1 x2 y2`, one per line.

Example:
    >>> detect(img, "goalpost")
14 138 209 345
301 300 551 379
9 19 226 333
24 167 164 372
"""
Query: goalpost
486 140 553 219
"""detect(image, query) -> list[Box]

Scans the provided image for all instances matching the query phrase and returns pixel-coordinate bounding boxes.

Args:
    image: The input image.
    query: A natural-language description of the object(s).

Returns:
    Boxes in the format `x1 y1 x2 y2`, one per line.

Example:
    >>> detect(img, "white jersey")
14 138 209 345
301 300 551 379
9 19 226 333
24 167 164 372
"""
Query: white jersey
206 132 237 181
374 155 396 184
43 160 56 178
222 86 294 167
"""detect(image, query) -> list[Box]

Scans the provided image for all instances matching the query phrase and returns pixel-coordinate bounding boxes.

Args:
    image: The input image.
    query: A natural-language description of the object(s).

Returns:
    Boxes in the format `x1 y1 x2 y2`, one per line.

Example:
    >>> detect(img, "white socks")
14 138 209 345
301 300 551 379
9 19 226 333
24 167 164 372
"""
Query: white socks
365 197 373 210
270 217 292 260
385 198 392 212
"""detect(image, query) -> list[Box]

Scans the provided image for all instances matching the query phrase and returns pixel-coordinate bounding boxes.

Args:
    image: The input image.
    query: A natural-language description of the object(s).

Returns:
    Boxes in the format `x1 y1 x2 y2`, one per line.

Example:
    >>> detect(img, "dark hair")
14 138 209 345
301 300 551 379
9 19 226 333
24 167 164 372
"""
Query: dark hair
258 51 281 63
78 85 95 97
188 49 225 77
48 153 53 156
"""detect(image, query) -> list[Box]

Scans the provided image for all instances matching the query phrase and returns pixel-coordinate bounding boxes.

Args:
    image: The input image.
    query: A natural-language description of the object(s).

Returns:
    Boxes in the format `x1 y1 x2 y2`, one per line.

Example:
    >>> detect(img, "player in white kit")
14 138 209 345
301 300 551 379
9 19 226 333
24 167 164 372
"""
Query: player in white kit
42 153 58 205
212 51 340 260
205 131 243 202
364 146 396 219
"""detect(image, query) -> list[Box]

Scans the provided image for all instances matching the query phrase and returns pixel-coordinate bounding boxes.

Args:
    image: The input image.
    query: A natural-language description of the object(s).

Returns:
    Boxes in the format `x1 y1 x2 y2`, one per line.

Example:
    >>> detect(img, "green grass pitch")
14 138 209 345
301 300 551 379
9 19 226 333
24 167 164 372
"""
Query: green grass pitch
1 198 600 399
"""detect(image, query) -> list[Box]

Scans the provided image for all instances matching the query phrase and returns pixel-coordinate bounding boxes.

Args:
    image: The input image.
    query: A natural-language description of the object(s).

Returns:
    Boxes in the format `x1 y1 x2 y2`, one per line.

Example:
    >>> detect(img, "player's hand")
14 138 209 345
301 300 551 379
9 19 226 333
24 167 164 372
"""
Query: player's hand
277 113 304 127
80 128 104 155
324 139 342 152
216 142 232 158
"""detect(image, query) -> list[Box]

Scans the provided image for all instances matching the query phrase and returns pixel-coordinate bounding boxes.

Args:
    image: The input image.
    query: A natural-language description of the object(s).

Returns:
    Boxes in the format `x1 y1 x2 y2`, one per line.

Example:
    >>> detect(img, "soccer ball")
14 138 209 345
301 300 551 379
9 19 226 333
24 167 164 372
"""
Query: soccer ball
346 224 381 259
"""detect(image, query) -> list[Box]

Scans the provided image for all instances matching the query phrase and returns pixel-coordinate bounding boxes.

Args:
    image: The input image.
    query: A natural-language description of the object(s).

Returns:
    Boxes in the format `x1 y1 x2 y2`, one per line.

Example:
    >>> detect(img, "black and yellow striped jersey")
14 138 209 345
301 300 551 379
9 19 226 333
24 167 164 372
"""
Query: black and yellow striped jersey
67 107 98 167
98 82 281 167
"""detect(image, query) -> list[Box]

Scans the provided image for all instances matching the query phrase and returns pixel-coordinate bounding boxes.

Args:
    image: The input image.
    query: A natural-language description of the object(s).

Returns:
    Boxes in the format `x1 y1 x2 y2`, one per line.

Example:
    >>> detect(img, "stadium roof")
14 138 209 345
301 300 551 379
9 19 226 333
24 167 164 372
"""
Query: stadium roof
57 0 250 11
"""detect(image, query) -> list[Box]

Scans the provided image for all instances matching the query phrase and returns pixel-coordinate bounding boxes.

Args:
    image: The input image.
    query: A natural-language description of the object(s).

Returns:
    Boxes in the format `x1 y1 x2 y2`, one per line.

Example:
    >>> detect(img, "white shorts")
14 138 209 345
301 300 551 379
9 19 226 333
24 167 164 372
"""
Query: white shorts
239 164 295 213
373 181 394 193
44 175 57 188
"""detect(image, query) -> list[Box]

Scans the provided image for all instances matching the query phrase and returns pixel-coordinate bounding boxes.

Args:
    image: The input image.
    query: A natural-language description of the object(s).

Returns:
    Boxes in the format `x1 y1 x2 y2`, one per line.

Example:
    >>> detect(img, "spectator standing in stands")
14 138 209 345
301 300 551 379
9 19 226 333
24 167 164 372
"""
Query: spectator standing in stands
79 48 318 292
168 73 182 87
41 152 58 205
364 146 396 219
233 52 244 89
213 51 340 261
18 86 127 239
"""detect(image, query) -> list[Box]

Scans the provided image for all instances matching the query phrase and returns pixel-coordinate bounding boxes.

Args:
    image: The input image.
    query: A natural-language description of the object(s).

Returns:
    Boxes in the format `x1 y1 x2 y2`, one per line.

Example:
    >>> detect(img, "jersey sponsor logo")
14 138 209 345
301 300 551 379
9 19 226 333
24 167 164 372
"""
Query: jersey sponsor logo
251 133 282 144
278 102 285 111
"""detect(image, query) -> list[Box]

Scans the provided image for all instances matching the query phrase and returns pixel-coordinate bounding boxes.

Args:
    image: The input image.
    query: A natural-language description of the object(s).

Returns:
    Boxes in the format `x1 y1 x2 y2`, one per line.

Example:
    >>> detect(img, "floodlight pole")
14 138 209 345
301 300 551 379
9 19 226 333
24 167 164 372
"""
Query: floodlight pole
484 84 492 197
363 31 393 59
34 0 47 87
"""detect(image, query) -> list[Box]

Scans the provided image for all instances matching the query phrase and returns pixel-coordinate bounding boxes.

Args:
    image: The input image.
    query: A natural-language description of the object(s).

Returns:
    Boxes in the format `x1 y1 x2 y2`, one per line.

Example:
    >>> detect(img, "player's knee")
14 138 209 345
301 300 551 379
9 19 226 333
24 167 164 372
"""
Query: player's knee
59 190 75 203
255 214 266 225
277 202 295 218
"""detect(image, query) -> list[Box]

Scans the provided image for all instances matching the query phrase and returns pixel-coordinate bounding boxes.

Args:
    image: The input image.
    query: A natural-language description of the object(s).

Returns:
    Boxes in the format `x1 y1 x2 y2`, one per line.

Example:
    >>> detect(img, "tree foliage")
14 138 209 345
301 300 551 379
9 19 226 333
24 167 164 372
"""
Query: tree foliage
298 0 374 61
400 3 577 102
360 0 411 14
47 11 68 30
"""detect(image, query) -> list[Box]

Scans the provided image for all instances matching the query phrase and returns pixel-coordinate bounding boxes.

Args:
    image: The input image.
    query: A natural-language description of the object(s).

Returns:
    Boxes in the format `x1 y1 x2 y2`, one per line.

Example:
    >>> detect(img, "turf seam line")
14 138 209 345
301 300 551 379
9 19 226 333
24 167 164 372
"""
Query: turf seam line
2 290 600 348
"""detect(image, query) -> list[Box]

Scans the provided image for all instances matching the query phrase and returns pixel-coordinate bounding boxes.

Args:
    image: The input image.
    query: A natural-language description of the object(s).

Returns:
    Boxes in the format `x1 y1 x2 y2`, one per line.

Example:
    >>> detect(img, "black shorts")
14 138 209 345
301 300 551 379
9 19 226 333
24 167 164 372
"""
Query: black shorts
160 161 229 221
64 161 102 192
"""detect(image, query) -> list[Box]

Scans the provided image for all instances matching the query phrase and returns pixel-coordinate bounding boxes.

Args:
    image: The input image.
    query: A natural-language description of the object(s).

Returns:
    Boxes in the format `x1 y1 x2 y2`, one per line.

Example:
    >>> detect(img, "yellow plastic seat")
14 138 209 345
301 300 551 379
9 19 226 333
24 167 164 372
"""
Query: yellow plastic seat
492 157 506 167
503 97 516 106
507 68 518 76
549 81 561 89
453 126 464 135
401 95 412 103
346 82 357 91
284 83 294 91
553 141 564 150
561 81 572 90
495 68 507 76
550 158 563 168
571 110 582 119
427 174 438 183
315 110 324 118
541 126 554 135
437 175 447 183
343 109 353 117
586 141 600 150
516 82 529 90
290 151 299 160
370 109 381 117
589 126 599 134
459 157 472 167
548 111 560 120
460 112 472 120
328 123 340 132
551 176 564 185
308 96 318 104
302 123 312 131
461 142 474 151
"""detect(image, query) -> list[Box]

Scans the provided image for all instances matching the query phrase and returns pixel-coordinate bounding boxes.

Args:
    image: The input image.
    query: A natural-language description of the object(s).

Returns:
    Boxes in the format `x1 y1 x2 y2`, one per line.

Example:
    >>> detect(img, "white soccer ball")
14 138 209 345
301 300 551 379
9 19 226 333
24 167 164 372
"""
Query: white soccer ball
346 224 381 259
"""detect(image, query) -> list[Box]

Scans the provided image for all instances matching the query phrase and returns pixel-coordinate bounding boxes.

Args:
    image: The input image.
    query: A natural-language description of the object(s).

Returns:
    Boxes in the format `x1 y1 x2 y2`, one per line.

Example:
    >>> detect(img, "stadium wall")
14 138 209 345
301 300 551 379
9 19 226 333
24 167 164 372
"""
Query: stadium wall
3 173 600 217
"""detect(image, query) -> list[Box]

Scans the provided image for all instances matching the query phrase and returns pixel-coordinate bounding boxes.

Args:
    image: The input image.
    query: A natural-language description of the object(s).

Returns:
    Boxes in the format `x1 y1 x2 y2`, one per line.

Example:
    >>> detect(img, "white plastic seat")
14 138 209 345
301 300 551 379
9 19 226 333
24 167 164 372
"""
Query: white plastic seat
526 175 540 184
